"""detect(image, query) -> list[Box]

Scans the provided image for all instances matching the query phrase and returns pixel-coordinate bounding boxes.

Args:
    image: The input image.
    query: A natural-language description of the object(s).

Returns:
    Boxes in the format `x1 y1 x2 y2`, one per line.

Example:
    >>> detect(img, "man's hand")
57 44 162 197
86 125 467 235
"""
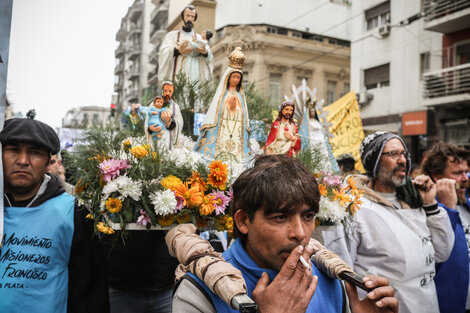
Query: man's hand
195 45 207 54
176 40 193 54
346 275 398 313
436 178 458 209
251 245 318 313
413 174 437 206
160 111 172 128
131 102 141 114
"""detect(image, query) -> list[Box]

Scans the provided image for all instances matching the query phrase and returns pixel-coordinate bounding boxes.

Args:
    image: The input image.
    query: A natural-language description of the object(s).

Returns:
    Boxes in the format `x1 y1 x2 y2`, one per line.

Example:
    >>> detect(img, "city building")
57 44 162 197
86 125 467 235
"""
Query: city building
163 0 352 108
114 0 155 114
62 106 112 129
422 0 470 149
350 0 470 160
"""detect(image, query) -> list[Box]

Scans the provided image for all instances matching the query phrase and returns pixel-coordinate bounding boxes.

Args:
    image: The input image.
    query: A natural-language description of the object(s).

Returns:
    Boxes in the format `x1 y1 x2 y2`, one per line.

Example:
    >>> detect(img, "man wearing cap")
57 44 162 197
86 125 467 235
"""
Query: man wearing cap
323 131 454 313
0 118 109 313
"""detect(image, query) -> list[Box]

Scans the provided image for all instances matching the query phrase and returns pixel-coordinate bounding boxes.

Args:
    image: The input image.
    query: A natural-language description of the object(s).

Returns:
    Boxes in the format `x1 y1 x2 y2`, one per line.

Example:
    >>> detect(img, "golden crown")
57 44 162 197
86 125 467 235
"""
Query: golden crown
229 47 246 70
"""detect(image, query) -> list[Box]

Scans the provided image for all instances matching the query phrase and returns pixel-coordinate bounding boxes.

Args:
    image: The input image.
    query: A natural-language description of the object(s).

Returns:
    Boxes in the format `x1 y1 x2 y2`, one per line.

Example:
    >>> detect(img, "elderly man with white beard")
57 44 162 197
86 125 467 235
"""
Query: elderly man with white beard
323 131 454 313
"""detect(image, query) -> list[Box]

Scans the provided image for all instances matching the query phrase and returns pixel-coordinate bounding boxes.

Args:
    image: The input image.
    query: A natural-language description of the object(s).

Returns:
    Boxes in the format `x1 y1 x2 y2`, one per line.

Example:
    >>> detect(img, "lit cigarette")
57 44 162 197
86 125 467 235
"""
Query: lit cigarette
299 255 311 270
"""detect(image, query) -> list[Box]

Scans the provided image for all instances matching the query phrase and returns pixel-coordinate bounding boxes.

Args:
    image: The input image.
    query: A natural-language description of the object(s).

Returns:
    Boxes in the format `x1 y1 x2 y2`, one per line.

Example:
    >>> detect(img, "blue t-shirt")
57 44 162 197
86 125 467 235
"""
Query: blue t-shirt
0 192 75 313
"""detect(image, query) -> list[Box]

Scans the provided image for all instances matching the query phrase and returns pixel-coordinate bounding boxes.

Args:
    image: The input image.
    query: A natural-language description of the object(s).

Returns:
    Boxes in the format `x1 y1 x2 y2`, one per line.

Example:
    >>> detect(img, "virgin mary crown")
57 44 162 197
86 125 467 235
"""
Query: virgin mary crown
229 47 246 70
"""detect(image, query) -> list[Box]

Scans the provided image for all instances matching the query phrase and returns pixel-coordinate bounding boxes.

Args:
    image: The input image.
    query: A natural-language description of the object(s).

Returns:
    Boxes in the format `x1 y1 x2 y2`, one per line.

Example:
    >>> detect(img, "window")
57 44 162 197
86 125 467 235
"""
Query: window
420 52 430 79
327 80 337 104
456 41 470 65
365 1 390 30
364 63 390 89
269 73 282 107
267 26 287 35
291 31 302 38
343 82 350 95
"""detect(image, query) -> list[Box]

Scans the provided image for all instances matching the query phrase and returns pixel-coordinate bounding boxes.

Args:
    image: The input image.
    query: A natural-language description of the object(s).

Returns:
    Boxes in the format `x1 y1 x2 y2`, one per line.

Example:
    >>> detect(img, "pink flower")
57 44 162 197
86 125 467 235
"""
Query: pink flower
227 189 233 201
211 190 230 215
322 174 343 188
99 159 131 182
174 196 184 213
136 209 151 227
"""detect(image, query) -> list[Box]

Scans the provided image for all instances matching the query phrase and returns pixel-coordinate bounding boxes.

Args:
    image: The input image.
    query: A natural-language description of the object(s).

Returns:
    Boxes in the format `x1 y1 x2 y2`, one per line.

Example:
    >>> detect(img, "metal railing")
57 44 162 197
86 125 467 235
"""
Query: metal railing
423 63 470 98
423 0 470 22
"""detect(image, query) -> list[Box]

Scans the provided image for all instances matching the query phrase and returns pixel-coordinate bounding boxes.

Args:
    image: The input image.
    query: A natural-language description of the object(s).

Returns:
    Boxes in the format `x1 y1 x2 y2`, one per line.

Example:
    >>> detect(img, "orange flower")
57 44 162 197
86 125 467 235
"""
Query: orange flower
349 197 363 214
173 182 203 207
331 189 351 207
131 144 150 159
161 175 183 191
346 176 357 190
196 217 208 229
157 214 176 227
200 194 216 215
208 160 228 190
75 180 86 194
85 213 94 220
318 184 327 196
350 188 364 198
96 222 115 234
188 171 208 192
122 139 132 152
151 152 158 161
105 197 123 213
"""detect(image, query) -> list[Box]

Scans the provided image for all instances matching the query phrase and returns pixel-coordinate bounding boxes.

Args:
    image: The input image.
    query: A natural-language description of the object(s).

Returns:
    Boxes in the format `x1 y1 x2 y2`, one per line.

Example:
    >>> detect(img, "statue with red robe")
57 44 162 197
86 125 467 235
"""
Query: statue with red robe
265 101 301 157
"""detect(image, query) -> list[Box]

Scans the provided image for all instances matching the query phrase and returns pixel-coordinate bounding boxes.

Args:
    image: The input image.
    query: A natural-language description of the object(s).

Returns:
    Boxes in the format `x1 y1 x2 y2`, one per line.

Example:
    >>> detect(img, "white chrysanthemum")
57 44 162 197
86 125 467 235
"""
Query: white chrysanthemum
175 134 196 150
123 136 147 147
316 196 348 224
102 175 142 201
149 189 177 216
227 161 246 185
166 148 203 169
249 138 263 156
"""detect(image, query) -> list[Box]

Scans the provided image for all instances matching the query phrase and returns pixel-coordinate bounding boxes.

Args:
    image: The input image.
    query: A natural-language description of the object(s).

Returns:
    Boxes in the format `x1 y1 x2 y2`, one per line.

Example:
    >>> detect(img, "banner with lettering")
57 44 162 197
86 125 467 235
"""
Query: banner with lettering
321 91 365 172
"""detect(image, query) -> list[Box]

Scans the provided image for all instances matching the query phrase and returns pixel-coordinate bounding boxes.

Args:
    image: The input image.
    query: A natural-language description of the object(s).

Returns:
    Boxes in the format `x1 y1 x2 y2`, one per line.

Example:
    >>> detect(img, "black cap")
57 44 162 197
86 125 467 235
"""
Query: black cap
0 118 60 154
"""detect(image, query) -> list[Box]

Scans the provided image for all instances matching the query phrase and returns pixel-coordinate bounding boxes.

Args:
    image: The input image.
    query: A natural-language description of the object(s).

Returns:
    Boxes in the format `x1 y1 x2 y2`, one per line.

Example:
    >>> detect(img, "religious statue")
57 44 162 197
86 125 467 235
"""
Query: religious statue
265 101 301 157
194 42 252 164
158 5 213 83
147 95 169 141
145 81 183 150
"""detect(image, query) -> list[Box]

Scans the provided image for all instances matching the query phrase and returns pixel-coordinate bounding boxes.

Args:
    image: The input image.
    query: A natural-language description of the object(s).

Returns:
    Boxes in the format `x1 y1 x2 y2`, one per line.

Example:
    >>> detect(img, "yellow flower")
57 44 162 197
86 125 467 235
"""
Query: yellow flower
349 197 363 215
188 171 208 192
105 197 123 213
96 222 115 234
157 214 175 227
151 152 158 161
318 184 327 196
131 144 151 159
75 179 87 194
176 213 190 224
85 213 94 220
123 139 132 152
346 176 357 190
331 189 351 207
200 194 216 215
161 175 183 191
173 182 203 207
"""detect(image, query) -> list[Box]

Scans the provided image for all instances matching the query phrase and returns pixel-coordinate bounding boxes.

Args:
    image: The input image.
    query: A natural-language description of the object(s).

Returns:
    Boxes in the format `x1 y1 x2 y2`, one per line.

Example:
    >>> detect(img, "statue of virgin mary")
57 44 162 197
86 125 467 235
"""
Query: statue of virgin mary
194 43 252 164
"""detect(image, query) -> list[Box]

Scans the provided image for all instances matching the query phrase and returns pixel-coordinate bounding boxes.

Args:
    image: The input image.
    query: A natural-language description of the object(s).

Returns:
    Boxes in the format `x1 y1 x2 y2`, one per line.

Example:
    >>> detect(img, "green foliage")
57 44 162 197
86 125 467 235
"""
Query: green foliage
296 142 332 173
172 72 217 113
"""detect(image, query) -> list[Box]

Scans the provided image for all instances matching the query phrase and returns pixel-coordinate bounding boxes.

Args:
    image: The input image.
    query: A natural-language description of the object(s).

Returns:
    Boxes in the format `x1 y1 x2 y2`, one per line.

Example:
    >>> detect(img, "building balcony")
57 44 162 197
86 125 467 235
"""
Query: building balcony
151 5 168 26
114 63 124 74
129 1 143 22
148 69 159 85
150 27 167 44
116 27 127 41
422 63 470 106
128 45 141 61
423 0 470 33
149 46 160 64
115 45 125 58
126 89 140 102
128 23 142 38
128 67 140 80
114 82 123 92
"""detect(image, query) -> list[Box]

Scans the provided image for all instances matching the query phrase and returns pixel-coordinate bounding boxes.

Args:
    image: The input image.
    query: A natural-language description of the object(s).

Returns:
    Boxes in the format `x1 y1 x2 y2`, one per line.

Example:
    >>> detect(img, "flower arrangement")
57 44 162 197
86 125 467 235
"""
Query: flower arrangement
70 127 234 235
315 174 363 225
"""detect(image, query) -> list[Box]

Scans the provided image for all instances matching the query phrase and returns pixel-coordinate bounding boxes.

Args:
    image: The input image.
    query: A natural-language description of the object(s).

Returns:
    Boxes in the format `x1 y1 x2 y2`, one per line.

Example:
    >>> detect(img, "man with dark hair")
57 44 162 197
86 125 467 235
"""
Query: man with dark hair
324 131 454 313
265 101 301 156
422 142 470 313
173 154 398 313
158 5 213 83
0 117 108 313
336 153 359 176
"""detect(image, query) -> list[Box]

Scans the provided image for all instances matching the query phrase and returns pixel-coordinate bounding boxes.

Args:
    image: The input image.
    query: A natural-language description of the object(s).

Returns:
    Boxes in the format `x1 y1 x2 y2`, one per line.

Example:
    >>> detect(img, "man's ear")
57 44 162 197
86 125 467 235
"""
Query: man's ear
234 209 249 235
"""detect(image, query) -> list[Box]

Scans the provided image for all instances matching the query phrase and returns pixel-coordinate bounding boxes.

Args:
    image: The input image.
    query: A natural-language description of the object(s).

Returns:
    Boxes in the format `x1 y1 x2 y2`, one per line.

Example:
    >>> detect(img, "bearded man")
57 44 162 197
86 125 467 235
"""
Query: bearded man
158 5 213 83
265 101 301 157
323 131 454 313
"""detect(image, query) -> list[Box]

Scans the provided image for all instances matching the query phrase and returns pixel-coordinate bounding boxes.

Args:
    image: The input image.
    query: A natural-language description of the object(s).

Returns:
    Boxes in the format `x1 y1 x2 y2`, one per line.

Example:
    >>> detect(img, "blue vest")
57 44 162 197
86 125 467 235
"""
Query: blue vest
435 201 470 313
189 239 343 313
0 193 75 313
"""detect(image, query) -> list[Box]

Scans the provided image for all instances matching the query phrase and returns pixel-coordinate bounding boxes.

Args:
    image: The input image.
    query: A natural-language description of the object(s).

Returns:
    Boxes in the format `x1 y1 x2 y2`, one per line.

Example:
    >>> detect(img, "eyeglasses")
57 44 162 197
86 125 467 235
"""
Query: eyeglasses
381 150 410 159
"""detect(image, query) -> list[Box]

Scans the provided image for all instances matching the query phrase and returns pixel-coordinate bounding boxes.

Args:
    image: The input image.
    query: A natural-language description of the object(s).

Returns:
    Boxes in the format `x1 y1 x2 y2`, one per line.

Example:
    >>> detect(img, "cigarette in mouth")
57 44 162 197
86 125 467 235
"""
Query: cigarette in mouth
299 255 311 270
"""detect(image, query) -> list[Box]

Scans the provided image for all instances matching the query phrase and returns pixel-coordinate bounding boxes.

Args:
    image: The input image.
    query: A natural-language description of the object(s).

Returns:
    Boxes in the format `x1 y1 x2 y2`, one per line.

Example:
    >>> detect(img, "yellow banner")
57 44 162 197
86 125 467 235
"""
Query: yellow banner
321 91 365 172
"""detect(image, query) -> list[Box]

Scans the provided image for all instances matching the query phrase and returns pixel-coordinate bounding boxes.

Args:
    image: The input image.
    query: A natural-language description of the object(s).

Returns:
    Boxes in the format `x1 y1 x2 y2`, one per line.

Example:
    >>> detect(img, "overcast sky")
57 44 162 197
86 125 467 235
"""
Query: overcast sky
6 0 133 128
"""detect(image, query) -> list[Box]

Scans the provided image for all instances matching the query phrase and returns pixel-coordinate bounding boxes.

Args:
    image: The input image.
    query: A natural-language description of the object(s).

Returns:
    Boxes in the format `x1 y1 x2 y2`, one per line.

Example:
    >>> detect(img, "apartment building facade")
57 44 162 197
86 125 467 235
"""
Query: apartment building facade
351 0 470 161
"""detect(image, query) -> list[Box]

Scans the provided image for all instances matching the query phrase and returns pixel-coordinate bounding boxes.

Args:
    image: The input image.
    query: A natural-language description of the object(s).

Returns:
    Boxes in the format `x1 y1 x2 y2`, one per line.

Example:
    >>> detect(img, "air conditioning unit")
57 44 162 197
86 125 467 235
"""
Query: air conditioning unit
378 24 390 37
358 90 374 105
